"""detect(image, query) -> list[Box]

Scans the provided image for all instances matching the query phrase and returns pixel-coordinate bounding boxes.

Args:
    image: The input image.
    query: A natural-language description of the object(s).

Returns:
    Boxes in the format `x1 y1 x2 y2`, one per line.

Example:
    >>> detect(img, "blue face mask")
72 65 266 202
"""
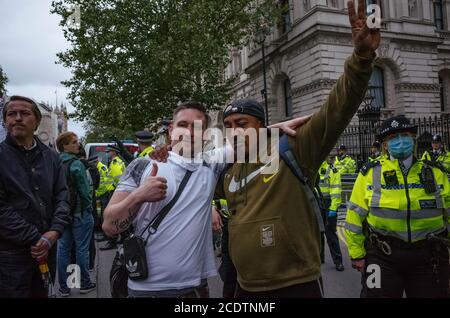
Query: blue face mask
387 135 415 159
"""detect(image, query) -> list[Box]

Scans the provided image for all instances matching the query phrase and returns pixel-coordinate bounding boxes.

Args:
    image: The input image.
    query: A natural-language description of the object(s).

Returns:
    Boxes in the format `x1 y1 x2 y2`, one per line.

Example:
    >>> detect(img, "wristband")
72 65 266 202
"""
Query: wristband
40 236 52 249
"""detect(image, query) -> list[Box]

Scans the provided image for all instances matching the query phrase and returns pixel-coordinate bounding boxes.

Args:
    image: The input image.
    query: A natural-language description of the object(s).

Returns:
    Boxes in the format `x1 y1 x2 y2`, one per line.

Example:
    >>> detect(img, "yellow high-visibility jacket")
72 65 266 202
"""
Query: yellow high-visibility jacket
421 150 450 173
334 155 357 174
345 158 450 260
139 146 154 158
369 154 384 162
96 161 114 197
108 156 126 188
319 161 342 211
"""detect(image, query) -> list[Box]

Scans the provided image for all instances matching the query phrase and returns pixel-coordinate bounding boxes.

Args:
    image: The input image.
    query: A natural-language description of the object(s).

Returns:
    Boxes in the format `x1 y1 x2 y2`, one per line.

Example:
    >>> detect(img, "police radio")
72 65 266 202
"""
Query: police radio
420 165 436 194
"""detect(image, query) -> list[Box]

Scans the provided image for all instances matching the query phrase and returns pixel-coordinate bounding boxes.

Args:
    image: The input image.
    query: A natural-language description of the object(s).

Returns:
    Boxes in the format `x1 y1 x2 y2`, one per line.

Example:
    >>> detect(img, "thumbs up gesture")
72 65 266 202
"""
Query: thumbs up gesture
134 163 168 203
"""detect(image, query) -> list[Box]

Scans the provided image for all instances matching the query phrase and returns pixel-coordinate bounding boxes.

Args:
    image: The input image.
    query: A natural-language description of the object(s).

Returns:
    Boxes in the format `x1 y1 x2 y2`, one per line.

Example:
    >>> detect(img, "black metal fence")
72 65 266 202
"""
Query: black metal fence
337 112 450 168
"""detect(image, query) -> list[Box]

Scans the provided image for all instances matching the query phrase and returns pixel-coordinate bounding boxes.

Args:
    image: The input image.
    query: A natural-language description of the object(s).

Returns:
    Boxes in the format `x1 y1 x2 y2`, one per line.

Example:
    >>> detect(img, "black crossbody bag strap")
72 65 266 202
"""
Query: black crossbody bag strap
141 170 193 244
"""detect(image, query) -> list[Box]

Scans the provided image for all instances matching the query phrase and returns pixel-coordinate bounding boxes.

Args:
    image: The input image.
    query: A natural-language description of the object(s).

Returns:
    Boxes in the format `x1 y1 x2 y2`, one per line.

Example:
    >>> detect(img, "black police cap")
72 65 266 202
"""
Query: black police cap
377 115 417 141
135 130 154 143
432 134 442 143
106 144 121 153
223 99 266 125
338 144 347 151
372 141 381 149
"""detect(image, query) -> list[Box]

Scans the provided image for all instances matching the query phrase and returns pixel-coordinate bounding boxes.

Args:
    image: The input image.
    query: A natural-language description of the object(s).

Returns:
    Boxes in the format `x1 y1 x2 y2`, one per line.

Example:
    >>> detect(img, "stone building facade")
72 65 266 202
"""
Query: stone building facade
226 0 450 124
37 102 68 146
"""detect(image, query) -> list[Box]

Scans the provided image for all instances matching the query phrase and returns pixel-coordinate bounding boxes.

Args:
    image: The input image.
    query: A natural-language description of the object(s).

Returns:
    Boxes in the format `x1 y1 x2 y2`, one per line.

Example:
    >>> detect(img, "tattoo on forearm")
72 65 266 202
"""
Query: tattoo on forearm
111 209 138 233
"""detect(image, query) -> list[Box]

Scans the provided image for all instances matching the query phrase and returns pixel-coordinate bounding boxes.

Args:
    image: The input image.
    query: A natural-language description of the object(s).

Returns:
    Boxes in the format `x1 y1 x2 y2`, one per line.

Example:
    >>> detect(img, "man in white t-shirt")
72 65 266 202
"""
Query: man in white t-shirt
102 101 228 298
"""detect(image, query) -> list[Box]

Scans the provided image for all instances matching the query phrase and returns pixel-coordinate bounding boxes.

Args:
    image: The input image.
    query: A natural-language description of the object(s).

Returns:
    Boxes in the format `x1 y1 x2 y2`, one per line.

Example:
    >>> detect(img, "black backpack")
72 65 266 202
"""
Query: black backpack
62 158 79 217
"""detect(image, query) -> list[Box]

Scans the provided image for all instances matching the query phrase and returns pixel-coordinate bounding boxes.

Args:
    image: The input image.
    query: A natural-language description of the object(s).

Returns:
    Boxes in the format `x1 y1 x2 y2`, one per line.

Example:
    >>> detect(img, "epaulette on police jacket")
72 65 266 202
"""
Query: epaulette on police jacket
360 160 381 176
422 159 448 173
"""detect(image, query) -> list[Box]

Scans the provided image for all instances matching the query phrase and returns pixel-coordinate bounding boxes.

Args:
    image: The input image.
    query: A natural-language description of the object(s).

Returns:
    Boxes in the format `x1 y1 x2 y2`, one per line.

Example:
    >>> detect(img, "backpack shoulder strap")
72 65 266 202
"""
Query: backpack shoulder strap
129 158 152 186
279 135 308 185
279 134 325 233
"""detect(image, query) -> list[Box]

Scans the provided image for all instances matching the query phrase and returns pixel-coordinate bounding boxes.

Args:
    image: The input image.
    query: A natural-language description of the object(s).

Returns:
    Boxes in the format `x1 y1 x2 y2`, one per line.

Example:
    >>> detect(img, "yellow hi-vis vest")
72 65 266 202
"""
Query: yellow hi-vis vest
319 161 342 211
139 146 154 158
345 158 450 260
96 161 114 197
421 151 450 173
108 156 126 188
334 155 357 174
369 154 384 162
213 198 231 218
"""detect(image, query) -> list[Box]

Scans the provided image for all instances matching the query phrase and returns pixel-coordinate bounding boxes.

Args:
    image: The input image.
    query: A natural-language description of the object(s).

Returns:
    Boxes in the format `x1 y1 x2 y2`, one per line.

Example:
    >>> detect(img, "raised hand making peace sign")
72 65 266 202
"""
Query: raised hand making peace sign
348 0 381 59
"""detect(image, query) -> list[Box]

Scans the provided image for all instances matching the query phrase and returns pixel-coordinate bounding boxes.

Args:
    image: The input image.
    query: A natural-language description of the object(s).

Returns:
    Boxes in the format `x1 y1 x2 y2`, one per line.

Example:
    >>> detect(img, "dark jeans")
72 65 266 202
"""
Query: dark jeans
0 247 56 298
236 280 323 298
218 218 237 298
98 193 111 228
99 192 116 243
361 242 449 298
325 216 343 265
57 211 94 290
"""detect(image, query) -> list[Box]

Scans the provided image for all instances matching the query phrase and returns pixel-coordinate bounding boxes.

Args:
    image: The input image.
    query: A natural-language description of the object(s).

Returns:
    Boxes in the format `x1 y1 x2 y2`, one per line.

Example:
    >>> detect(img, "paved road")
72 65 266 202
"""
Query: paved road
62 225 361 298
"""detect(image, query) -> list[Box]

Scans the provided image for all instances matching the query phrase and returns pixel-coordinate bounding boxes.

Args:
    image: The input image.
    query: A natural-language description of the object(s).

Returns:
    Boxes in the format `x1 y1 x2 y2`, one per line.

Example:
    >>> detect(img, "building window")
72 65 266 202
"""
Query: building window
303 0 311 12
408 0 418 18
328 0 338 8
234 51 242 74
368 67 385 109
434 0 444 30
440 76 445 112
280 0 291 34
284 79 293 117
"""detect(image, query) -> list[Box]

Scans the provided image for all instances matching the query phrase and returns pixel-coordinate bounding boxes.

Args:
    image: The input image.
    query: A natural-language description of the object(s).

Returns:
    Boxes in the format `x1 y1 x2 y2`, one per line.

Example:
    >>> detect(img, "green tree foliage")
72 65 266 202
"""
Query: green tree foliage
83 120 135 144
51 0 281 131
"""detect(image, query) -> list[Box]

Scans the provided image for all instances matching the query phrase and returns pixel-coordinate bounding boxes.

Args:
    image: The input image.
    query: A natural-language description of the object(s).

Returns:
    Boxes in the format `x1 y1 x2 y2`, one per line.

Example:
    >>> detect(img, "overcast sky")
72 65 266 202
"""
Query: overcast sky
0 0 85 137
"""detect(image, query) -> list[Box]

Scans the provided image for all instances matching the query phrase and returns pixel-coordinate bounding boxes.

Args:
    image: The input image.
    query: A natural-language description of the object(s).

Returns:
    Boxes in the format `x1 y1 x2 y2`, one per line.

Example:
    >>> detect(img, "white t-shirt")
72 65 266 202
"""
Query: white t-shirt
116 150 228 291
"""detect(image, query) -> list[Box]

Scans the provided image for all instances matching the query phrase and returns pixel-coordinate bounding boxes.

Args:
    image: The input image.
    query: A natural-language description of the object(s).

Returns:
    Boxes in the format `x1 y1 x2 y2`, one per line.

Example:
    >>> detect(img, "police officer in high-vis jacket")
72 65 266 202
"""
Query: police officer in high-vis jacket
135 130 154 158
99 145 126 250
319 158 344 271
345 115 450 298
106 145 126 188
422 134 450 173
334 144 357 174
369 141 382 162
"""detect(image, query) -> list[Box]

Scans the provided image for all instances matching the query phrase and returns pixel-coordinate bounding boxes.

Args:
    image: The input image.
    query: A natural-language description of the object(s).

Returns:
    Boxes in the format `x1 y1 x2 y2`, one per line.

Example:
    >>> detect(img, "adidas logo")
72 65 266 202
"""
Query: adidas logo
126 260 138 273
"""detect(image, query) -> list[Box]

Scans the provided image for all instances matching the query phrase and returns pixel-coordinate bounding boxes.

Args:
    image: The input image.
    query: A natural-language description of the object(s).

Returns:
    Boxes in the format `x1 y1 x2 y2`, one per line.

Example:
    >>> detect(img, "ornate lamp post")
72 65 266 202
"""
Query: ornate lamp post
256 25 270 126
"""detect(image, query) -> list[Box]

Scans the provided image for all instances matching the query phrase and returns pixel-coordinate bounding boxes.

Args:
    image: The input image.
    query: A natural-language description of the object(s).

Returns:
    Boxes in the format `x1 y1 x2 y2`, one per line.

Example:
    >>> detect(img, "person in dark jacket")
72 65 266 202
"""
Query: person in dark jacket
0 95 70 298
